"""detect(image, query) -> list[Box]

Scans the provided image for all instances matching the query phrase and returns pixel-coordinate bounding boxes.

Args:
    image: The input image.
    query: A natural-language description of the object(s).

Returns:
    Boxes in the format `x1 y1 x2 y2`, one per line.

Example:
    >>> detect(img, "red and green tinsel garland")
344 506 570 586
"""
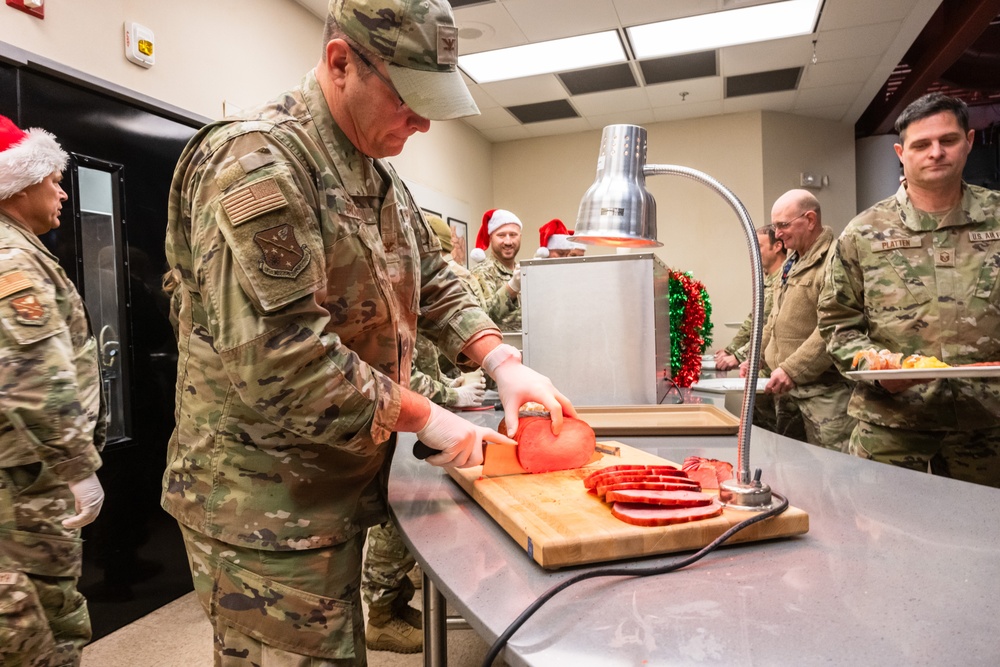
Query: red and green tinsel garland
668 270 713 387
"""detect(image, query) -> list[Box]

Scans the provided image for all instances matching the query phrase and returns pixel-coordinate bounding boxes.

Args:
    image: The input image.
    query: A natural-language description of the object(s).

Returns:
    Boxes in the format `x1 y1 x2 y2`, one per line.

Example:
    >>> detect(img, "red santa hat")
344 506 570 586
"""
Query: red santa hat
0 114 68 201
470 208 522 263
535 219 585 258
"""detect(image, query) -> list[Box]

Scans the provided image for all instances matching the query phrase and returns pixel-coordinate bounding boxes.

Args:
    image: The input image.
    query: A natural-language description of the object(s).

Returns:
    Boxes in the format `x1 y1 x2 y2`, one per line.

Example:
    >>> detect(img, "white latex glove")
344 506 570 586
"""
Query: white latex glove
507 266 521 295
453 374 486 408
416 402 516 468
62 473 105 529
484 345 577 437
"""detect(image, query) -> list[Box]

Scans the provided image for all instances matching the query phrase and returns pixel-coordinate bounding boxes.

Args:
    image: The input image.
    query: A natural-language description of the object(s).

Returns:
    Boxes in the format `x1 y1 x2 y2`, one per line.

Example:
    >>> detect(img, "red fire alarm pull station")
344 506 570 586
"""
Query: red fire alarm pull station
6 0 44 19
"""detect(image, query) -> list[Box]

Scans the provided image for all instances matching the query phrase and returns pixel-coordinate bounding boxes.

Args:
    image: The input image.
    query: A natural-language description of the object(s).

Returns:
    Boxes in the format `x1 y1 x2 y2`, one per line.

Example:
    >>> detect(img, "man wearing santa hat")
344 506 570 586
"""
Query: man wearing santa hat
0 114 107 666
471 208 523 332
535 219 586 258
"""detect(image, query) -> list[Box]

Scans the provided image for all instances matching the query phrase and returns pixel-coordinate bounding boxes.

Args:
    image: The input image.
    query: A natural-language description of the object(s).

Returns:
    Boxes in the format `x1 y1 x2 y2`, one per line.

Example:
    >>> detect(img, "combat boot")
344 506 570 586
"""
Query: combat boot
365 615 423 654
394 602 422 629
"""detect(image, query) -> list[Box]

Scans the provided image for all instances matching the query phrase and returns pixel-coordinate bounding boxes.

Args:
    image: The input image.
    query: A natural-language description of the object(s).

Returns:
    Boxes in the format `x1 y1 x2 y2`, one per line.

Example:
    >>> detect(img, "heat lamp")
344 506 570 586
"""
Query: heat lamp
574 124 773 510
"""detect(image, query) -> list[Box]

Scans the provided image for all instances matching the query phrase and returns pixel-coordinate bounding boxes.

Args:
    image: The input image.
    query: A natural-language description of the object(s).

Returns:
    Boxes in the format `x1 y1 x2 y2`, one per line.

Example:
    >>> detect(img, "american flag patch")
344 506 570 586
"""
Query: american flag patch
0 270 32 299
220 178 288 226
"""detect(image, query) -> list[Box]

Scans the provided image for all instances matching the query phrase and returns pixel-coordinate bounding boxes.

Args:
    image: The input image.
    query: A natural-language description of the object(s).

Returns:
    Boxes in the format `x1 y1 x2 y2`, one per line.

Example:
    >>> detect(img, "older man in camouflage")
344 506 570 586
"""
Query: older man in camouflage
162 1 575 665
819 93 1000 487
0 115 107 666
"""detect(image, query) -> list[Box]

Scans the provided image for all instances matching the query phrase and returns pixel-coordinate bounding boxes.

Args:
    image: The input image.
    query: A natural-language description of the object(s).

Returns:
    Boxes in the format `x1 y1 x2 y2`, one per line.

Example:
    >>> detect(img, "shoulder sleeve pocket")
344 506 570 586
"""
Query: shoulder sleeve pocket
214 167 324 313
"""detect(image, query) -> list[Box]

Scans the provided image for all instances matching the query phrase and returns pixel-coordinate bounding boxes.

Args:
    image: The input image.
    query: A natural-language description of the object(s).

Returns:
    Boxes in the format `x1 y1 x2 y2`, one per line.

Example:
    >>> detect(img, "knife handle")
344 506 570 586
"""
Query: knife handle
412 440 437 460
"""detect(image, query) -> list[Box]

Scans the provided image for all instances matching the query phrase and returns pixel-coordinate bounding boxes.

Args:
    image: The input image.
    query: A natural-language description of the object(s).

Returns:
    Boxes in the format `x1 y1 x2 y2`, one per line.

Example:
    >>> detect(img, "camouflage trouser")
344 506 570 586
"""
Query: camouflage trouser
178 524 367 666
0 463 90 667
850 422 1000 488
773 382 856 452
361 520 415 624
751 392 778 432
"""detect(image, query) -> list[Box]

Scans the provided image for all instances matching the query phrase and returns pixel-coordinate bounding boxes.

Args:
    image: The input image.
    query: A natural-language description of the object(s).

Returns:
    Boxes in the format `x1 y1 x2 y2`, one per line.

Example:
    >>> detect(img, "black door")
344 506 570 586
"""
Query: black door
12 64 201 639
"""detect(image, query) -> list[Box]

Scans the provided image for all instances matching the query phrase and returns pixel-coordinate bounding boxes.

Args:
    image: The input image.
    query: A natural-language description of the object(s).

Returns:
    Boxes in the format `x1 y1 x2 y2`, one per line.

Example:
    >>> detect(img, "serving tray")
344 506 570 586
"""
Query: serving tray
574 404 740 436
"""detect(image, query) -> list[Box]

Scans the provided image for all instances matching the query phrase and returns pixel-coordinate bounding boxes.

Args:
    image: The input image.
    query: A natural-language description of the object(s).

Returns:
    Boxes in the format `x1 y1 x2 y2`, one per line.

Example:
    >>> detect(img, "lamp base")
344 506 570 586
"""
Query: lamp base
719 478 774 511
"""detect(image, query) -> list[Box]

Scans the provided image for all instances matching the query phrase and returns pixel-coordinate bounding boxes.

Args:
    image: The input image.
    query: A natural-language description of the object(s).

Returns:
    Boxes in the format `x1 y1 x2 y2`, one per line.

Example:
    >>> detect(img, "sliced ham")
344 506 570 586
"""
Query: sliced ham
596 480 702 499
681 456 734 490
605 488 714 507
595 474 699 494
584 466 688 489
612 500 723 526
582 464 654 487
503 416 596 474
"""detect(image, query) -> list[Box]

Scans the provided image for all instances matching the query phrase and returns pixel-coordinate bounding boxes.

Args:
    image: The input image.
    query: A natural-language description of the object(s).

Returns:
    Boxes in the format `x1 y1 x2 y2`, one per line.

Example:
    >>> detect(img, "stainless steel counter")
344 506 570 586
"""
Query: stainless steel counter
389 411 1000 666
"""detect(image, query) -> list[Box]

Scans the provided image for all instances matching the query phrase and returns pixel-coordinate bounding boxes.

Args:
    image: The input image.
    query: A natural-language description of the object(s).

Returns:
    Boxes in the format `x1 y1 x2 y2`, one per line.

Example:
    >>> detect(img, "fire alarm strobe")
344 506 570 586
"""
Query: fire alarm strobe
124 21 155 68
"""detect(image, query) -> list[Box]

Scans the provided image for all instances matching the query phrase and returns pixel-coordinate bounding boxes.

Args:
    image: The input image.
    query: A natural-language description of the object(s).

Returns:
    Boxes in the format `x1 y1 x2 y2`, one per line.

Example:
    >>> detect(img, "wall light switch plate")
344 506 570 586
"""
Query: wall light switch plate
6 0 45 19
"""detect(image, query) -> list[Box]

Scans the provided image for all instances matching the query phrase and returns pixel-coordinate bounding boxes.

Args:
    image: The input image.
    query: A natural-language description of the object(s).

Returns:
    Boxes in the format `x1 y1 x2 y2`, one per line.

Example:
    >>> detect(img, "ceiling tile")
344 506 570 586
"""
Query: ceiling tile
613 0 726 26
587 108 657 130
800 55 882 87
652 99 725 122
723 90 797 114
503 0 620 41
507 99 579 124
522 117 594 137
818 0 921 31
645 77 724 106
478 75 569 106
570 87 651 116
720 35 814 76
726 68 802 98
453 2 527 54
640 51 718 85
462 106 521 130
559 64 637 96
795 82 865 109
817 21 905 62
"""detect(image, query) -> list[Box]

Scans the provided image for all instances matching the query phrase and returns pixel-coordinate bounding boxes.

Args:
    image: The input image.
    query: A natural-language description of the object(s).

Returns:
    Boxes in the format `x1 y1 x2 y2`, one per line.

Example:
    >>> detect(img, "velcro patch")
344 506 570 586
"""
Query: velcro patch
437 25 458 66
254 224 311 279
935 249 956 267
969 231 1000 242
871 237 922 252
0 270 32 299
11 293 48 325
220 178 287 226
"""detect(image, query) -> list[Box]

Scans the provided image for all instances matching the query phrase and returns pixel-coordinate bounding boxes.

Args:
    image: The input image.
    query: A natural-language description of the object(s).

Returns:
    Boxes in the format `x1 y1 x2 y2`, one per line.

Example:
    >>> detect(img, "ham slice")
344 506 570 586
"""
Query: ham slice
605 488 714 507
596 480 702 499
681 456 734 490
583 465 687 489
612 500 723 526
503 416 596 474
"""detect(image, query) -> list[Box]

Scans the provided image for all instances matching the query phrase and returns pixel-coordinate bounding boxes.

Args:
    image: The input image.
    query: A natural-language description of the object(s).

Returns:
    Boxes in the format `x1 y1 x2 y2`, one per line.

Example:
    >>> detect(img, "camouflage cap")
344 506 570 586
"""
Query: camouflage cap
330 0 480 121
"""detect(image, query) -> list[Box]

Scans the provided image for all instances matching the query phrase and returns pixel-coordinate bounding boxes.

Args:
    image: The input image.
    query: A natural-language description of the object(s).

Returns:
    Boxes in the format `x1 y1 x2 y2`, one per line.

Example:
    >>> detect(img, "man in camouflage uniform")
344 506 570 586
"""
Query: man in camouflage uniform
0 115 107 667
819 93 1000 486
746 190 856 451
362 216 484 654
470 208 522 332
161 1 576 665
718 226 785 431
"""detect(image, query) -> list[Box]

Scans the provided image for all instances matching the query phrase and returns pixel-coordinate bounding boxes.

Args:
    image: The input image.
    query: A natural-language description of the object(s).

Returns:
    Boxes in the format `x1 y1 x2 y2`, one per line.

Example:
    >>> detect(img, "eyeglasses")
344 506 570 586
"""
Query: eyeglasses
348 44 407 110
772 211 808 231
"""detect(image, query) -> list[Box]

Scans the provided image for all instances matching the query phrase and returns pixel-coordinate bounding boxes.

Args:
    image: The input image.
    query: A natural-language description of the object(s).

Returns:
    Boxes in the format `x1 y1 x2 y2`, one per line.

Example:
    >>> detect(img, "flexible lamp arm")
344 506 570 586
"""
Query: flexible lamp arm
643 164 771 507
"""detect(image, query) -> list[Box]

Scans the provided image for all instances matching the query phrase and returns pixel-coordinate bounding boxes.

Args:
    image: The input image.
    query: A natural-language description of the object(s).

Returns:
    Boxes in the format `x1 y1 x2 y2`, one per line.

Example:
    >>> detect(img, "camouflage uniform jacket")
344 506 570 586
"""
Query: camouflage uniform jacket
409 335 457 406
471 254 520 331
818 183 1000 430
762 227 843 393
162 70 497 551
726 270 779 362
0 213 104 481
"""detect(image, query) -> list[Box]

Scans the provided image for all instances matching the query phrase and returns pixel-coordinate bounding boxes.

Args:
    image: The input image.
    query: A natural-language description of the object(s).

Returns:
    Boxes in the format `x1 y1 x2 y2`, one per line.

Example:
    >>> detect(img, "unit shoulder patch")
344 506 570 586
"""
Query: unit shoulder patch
254 224 311 279
10 293 49 325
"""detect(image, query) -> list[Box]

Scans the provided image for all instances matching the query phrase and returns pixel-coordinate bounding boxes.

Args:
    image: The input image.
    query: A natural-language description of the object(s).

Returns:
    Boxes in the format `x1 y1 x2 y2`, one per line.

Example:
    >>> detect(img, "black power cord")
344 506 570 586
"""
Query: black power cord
481 491 790 667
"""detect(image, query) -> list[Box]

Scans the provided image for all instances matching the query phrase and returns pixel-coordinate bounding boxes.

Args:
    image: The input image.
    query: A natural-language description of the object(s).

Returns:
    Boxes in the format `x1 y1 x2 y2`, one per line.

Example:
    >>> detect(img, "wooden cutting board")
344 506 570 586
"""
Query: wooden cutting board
446 442 809 569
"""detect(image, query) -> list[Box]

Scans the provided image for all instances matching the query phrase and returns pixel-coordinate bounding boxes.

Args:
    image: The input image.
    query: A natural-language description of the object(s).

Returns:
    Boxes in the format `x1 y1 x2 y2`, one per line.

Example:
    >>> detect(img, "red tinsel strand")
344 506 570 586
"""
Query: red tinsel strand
669 270 708 387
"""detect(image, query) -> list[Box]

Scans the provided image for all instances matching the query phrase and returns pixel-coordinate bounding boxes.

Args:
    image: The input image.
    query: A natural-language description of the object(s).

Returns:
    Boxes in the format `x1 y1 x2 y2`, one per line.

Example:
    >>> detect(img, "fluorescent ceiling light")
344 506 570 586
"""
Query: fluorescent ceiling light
627 0 823 60
459 31 626 84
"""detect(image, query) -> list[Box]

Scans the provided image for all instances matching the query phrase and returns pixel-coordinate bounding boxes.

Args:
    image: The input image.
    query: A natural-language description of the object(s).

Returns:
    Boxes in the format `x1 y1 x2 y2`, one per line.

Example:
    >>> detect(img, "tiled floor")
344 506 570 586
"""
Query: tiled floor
81 591 504 667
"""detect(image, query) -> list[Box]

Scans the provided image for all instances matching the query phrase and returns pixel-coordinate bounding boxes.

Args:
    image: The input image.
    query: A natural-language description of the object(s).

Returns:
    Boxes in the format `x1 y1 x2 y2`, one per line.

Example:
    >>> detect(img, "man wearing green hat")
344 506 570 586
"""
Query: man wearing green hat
162 0 577 664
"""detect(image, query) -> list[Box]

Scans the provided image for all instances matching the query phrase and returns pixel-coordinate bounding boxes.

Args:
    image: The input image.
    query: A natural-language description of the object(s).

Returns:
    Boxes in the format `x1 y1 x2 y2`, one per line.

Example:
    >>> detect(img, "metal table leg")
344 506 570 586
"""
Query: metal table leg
422 572 448 667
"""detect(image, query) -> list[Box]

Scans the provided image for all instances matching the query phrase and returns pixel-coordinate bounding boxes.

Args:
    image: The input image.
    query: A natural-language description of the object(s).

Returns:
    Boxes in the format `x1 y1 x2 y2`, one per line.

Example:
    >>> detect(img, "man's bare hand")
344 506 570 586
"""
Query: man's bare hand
877 378 928 393
764 368 796 394
714 351 739 371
